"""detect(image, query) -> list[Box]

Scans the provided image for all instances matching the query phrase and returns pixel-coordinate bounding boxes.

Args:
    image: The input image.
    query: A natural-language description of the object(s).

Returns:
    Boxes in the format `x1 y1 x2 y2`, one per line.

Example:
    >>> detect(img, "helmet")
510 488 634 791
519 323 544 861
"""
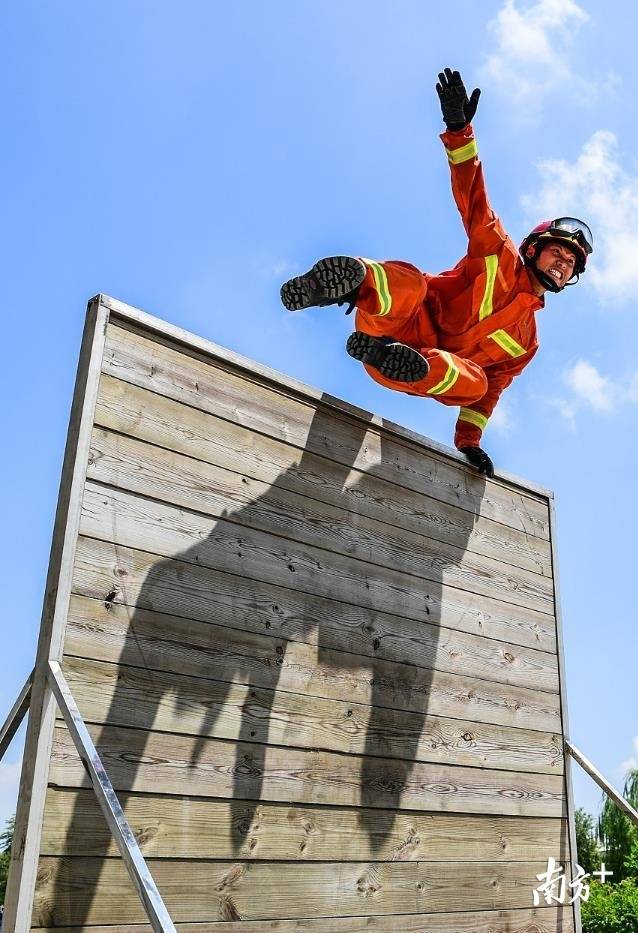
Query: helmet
520 217 593 293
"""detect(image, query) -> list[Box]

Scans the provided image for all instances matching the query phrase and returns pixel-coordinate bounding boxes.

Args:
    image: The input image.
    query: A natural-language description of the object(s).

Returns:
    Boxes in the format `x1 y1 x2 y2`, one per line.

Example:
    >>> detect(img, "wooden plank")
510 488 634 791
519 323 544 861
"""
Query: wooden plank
72 505 559 696
95 357 549 553
32 906 575 933
58 657 564 774
80 460 553 627
65 591 563 734
87 426 555 611
41 786 570 862
78 441 554 651
101 324 551 537
91 389 553 581
49 724 566 817
74 513 558 693
32 857 571 925
79 482 558 663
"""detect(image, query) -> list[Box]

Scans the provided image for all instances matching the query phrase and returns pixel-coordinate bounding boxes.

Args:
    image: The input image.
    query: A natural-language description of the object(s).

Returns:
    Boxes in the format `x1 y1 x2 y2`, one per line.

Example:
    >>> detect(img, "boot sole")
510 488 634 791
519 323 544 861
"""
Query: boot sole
281 256 366 311
346 332 429 382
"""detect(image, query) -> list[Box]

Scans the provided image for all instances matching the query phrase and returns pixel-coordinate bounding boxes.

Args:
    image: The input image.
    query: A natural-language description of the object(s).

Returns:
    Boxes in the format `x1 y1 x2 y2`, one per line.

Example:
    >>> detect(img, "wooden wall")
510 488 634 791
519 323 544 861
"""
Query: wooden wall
25 297 576 930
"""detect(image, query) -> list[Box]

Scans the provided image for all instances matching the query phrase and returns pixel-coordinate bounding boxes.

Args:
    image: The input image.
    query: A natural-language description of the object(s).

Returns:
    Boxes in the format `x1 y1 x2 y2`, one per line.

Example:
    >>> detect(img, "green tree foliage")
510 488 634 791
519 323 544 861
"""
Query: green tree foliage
0 816 13 853
577 807 602 875
597 770 638 882
623 838 638 880
581 879 638 932
0 815 14 906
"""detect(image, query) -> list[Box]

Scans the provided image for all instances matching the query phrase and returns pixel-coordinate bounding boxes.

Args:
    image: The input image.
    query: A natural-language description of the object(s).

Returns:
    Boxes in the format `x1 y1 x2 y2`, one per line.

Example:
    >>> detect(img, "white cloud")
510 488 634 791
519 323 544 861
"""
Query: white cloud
522 131 638 305
620 736 638 776
481 0 618 122
565 360 615 412
544 358 638 426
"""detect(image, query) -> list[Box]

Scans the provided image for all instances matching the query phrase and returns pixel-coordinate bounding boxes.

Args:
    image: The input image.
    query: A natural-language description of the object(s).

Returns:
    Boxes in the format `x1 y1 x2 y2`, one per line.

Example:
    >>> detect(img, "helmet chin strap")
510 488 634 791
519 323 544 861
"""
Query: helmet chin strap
534 267 581 292
525 244 580 293
533 267 564 293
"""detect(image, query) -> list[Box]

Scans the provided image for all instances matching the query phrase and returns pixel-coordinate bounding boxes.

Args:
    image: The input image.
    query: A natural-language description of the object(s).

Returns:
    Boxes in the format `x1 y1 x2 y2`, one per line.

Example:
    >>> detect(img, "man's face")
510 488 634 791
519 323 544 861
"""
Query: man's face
528 240 578 288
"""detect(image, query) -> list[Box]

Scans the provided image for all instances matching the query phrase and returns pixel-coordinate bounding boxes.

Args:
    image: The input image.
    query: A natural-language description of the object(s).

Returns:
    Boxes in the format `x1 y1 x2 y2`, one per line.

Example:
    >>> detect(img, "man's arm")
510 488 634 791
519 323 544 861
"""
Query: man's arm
454 347 538 450
454 359 522 479
436 68 507 257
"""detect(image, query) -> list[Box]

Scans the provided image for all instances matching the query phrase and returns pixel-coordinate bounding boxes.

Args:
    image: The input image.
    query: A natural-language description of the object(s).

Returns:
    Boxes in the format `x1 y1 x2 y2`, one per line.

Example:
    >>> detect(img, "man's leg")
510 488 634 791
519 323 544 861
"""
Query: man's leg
281 257 474 392
359 346 489 406
354 258 432 344
348 259 487 402
347 259 434 381
281 256 435 381
280 256 430 332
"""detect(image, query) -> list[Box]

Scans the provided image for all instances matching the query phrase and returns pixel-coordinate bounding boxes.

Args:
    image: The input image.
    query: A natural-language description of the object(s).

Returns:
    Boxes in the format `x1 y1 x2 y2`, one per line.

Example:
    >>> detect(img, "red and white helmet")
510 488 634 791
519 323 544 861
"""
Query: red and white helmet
520 217 593 291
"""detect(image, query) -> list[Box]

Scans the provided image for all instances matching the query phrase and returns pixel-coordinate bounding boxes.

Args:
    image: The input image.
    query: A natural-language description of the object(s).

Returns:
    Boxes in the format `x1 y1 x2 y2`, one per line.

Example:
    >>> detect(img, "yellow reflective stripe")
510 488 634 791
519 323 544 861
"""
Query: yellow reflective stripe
362 259 392 316
428 351 460 395
458 408 488 430
488 329 527 358
445 139 478 165
478 255 498 320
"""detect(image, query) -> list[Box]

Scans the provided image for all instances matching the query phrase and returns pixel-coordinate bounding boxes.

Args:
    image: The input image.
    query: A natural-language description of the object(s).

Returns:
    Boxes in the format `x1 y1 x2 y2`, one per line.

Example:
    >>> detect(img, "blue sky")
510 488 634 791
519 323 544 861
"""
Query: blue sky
2 0 636 831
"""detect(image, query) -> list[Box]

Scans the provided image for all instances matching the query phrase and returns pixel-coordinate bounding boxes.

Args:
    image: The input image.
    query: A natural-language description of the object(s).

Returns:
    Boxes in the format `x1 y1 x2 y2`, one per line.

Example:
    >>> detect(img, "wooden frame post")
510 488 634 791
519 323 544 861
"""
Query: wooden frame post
4 299 109 932
0 673 33 763
566 741 638 826
549 499 581 933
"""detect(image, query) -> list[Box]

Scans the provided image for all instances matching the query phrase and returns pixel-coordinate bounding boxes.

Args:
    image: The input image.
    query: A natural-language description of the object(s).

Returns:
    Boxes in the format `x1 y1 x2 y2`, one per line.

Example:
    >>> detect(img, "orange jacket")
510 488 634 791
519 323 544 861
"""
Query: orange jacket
428 124 544 449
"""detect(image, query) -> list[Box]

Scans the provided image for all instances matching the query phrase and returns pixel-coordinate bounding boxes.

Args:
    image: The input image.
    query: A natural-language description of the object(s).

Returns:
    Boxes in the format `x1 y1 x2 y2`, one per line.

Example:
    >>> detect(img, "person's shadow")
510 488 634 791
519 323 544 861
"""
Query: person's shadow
51 397 481 925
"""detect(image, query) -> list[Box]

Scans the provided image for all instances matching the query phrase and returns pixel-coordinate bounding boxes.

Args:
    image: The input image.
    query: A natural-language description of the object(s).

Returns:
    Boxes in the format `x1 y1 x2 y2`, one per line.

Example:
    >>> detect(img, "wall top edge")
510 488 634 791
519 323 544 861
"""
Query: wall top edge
93 293 554 502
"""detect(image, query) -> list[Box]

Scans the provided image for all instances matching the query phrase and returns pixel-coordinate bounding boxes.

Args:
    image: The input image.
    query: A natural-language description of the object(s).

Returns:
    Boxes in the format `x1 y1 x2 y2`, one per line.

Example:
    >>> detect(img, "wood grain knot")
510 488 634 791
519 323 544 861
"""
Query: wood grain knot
104 587 120 608
219 896 241 921
216 863 245 892
134 824 157 847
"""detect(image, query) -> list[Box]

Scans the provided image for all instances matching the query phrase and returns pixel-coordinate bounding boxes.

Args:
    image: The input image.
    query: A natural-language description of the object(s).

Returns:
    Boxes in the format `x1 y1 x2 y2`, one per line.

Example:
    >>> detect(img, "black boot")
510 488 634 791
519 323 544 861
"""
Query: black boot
346 332 429 382
281 256 366 313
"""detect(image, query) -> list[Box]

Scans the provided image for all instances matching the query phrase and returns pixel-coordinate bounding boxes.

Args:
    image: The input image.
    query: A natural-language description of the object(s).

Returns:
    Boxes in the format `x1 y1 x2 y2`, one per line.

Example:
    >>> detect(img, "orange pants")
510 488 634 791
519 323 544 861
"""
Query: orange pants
355 260 487 406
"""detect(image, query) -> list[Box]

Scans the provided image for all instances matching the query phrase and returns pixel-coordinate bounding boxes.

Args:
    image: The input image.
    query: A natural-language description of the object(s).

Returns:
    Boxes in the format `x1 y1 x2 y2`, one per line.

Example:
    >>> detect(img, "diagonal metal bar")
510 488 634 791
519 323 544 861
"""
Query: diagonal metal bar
47 660 177 933
0 671 33 763
566 740 638 826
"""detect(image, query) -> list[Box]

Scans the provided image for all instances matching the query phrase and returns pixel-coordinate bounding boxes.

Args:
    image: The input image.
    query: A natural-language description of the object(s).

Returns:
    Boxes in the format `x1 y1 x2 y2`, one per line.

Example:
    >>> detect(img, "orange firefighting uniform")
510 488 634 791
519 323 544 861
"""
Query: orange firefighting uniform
354 122 544 450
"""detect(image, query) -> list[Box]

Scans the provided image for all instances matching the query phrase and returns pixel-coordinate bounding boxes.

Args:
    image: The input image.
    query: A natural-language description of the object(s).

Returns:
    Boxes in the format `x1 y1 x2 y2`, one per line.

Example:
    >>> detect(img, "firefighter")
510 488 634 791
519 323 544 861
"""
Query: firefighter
280 68 593 478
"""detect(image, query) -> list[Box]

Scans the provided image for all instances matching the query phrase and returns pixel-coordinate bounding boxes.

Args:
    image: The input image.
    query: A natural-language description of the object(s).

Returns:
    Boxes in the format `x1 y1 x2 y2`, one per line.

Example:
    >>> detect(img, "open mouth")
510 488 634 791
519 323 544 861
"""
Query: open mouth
548 267 563 283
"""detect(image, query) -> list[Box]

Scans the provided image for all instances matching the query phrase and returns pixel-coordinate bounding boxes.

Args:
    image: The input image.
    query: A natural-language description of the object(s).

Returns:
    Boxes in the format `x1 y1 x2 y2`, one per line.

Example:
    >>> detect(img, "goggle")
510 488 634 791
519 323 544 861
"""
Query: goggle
546 217 593 255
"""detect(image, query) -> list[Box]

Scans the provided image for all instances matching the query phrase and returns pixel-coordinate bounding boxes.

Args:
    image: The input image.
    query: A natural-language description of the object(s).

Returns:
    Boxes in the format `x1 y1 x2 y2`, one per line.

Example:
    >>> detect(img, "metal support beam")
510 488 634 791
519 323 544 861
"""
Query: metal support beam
47 661 177 933
0 671 33 763
566 740 638 826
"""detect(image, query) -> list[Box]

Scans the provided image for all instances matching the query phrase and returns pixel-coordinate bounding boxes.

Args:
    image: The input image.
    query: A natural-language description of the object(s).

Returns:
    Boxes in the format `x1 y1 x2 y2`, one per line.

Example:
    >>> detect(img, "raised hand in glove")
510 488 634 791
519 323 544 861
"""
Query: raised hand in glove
436 68 481 132
460 446 494 478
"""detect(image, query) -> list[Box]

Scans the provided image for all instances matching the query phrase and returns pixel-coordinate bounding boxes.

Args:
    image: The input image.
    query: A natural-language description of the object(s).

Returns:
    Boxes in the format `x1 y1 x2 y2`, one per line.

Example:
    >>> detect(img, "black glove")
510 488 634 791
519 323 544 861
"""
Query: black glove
436 68 481 132
460 446 494 478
